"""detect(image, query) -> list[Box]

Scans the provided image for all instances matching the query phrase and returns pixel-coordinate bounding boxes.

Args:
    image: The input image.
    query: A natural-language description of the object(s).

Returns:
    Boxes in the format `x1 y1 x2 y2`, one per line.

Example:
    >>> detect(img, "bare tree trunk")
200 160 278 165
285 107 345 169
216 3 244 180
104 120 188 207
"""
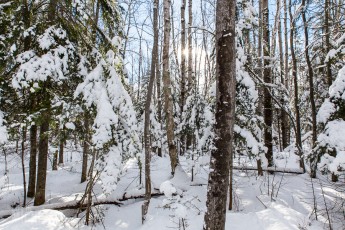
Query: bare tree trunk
81 112 89 183
52 149 58 170
187 0 193 91
21 128 27 207
156 32 162 158
34 107 50 206
263 0 273 168
277 0 288 151
156 68 162 157
204 0 236 229
185 0 194 154
257 0 263 176
27 124 37 197
163 0 178 175
142 0 159 223
289 0 305 173
283 0 290 147
301 0 317 178
325 0 332 87
180 0 186 156
58 128 64 165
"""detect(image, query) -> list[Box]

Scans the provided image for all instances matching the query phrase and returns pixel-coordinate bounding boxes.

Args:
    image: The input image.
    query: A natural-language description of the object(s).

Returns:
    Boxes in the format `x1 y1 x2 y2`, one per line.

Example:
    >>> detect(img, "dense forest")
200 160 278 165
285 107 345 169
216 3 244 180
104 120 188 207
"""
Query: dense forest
0 0 344 229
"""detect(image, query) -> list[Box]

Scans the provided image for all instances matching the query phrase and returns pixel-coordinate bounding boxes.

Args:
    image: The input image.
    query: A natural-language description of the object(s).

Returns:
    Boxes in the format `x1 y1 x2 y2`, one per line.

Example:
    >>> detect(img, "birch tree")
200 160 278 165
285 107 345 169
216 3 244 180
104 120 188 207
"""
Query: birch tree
162 0 178 175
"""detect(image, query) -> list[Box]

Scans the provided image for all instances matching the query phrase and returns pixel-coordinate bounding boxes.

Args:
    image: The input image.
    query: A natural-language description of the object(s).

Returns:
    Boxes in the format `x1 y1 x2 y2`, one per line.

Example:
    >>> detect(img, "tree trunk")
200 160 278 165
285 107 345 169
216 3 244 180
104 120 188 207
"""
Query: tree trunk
162 0 178 175
156 45 162 158
277 0 288 151
52 149 58 170
81 112 89 183
27 125 37 198
325 0 332 87
187 0 193 91
180 0 186 155
34 108 50 206
289 0 305 173
185 0 194 153
283 0 290 147
58 128 64 165
256 0 263 176
142 0 159 223
301 0 317 178
263 0 273 168
21 128 27 207
203 0 236 229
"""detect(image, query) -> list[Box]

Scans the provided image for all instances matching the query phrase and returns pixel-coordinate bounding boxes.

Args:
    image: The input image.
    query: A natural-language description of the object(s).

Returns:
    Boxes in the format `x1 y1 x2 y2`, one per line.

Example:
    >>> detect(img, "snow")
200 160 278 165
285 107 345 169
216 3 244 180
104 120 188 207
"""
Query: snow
12 26 75 89
0 148 339 230
316 65 345 173
234 125 265 156
0 210 81 230
317 120 345 173
329 66 345 99
317 99 336 123
317 120 345 151
65 122 75 130
160 181 177 198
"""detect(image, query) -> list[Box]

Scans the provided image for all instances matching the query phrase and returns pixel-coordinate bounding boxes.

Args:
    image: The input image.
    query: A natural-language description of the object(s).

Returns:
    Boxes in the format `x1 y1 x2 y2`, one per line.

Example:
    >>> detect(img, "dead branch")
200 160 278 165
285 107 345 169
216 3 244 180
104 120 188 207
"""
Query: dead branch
233 165 304 174
0 192 164 219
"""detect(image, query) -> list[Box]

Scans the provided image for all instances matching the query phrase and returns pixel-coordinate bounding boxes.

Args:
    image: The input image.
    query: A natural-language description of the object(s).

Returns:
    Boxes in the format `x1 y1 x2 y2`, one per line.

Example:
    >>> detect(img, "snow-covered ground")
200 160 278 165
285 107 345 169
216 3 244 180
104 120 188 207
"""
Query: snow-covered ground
0 145 343 229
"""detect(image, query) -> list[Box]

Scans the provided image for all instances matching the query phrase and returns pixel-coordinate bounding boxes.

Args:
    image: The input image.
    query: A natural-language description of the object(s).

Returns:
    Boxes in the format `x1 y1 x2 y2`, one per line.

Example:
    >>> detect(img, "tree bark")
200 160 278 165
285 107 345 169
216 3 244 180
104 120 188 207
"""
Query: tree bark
283 0 290 147
263 0 273 168
81 112 89 183
203 0 236 229
278 0 288 151
185 0 194 153
142 0 159 223
256 0 263 176
58 128 64 165
301 0 317 178
162 0 178 175
180 0 186 155
27 125 37 198
52 149 58 170
325 0 332 87
187 0 193 91
34 108 50 206
289 0 305 173
156 42 162 158
21 128 27 207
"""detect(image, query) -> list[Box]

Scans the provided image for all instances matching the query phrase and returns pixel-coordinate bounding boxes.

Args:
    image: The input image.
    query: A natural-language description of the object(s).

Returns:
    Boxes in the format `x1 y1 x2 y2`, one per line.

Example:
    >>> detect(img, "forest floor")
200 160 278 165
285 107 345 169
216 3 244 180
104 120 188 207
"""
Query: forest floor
0 143 343 229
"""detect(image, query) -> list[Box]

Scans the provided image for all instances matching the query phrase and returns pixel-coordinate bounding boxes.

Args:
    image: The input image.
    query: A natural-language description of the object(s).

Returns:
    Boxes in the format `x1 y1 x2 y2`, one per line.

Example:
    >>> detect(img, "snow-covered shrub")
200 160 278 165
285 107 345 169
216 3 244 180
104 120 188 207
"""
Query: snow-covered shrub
234 2 266 163
76 47 140 194
315 66 345 175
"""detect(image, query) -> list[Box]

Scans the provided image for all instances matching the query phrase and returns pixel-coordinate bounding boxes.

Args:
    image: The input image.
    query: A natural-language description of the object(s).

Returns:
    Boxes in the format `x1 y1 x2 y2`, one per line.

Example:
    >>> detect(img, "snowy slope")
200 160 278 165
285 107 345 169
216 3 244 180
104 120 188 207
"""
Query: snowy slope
0 149 340 229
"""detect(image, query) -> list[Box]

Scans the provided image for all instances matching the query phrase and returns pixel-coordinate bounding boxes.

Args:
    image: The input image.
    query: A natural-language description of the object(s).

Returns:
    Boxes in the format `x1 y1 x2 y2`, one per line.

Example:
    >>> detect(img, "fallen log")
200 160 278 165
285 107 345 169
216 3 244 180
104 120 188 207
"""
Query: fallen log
233 165 304 174
0 192 164 219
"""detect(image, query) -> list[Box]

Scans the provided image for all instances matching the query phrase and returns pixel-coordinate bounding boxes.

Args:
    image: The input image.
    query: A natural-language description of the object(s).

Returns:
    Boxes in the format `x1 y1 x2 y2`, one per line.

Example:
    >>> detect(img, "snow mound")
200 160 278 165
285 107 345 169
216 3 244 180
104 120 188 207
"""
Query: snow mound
160 181 176 198
0 209 80 230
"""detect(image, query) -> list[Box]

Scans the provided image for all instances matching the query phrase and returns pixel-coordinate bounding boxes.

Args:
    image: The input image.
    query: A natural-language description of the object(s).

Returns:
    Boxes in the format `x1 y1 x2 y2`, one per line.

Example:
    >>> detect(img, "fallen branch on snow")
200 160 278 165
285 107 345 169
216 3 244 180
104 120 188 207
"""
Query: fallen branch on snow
233 166 304 174
0 192 164 219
